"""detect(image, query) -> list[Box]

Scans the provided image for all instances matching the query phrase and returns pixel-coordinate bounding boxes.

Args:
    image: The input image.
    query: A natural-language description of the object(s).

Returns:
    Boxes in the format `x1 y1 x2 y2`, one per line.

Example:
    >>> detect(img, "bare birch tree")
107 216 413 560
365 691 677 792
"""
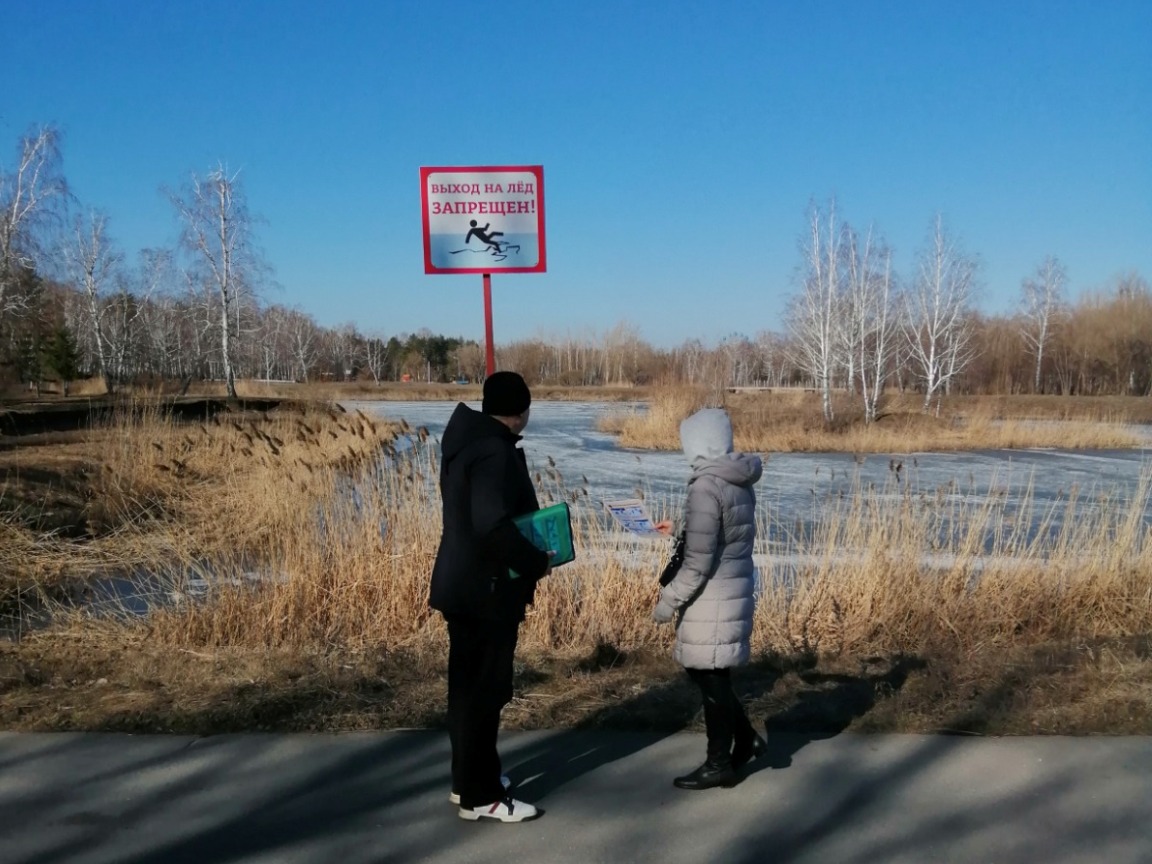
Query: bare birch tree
327 322 360 380
677 338 706 385
139 292 182 378
0 126 68 321
904 215 978 413
754 330 791 387
286 308 318 382
254 304 289 381
361 333 391 383
126 248 175 377
168 165 262 398
1020 255 1066 394
787 200 843 422
600 321 644 385
843 225 898 422
176 265 214 386
106 250 168 385
62 210 121 391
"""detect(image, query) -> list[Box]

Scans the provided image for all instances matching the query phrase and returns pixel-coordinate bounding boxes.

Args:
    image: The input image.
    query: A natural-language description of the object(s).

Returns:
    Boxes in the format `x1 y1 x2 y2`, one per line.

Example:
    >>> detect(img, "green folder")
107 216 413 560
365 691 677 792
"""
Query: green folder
509 502 575 579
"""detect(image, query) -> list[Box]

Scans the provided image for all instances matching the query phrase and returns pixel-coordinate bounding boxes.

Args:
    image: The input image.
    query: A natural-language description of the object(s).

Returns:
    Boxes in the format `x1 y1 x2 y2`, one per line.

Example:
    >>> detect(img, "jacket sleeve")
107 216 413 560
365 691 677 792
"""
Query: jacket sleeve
658 479 720 612
469 442 550 580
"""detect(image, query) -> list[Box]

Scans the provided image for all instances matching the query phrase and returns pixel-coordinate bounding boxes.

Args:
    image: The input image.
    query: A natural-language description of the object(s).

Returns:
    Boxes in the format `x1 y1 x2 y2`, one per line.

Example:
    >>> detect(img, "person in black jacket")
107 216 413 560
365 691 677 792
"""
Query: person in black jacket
430 371 551 823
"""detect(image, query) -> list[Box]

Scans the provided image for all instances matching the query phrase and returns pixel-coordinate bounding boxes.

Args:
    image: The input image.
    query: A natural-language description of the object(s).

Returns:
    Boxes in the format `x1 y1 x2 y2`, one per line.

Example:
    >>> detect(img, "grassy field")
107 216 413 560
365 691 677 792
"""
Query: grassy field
1 386 1150 736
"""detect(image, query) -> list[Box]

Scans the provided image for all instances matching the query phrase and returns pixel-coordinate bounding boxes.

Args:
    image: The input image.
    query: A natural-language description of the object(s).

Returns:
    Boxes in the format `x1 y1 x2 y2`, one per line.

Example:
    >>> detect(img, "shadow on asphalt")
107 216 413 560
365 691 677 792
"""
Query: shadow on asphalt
0 732 436 864
505 673 693 801
503 650 926 797
502 643 701 799
748 655 928 775
2 652 1139 864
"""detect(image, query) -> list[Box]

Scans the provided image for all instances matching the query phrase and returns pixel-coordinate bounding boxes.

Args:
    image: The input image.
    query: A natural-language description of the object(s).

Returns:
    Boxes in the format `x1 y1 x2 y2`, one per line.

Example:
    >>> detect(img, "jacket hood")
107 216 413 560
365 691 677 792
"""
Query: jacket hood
680 408 733 465
691 452 763 488
439 402 519 461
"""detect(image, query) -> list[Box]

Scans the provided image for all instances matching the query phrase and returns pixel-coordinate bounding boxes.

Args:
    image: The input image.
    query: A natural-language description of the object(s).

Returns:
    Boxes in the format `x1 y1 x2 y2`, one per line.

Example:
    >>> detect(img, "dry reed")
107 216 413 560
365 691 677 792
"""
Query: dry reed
598 387 713 446
8 399 1150 680
132 422 1152 672
601 387 1148 452
757 472 1152 659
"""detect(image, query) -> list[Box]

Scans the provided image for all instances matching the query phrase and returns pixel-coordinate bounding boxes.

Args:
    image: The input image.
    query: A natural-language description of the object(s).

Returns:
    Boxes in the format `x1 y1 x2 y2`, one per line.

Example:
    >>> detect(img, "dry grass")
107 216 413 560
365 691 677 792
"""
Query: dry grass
0 400 396 591
598 387 712 444
755 472 1152 659
600 387 1149 451
3 399 1152 735
141 431 673 654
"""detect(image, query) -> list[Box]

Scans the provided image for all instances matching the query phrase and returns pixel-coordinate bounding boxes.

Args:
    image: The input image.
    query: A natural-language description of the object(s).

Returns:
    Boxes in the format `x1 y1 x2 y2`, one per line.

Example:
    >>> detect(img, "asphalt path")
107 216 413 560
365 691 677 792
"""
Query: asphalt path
1 730 1149 863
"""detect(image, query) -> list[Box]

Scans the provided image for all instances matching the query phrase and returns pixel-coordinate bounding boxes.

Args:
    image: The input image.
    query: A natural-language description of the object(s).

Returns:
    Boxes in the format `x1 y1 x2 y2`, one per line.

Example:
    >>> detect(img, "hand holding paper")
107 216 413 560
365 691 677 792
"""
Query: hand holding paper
604 498 666 537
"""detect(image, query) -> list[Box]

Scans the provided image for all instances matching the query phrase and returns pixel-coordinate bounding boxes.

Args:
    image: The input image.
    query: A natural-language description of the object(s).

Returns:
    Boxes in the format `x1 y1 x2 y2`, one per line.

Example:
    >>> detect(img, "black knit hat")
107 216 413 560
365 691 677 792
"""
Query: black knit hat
482 371 532 416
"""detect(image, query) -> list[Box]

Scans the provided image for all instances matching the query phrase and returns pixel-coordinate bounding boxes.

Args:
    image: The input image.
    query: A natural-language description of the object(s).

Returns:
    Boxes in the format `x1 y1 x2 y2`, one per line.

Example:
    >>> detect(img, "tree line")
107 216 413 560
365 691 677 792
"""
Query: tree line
2 126 1148 405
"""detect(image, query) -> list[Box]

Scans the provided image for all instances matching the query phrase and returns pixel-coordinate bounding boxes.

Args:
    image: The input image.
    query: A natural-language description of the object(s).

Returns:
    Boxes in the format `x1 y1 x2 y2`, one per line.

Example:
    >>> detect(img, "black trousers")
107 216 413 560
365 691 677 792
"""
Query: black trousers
445 614 520 809
685 667 755 765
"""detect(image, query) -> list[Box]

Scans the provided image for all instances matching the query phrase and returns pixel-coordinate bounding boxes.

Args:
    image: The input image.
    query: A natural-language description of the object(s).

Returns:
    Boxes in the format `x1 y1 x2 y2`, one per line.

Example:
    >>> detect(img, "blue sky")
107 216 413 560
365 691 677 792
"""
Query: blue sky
4 0 1149 347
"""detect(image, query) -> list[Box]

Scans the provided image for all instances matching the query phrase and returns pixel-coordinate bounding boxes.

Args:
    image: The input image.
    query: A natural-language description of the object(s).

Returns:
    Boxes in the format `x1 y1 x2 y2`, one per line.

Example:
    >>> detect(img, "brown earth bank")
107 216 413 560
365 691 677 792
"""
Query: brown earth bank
0 395 294 438
0 397 295 543
0 395 391 598
1 632 1149 736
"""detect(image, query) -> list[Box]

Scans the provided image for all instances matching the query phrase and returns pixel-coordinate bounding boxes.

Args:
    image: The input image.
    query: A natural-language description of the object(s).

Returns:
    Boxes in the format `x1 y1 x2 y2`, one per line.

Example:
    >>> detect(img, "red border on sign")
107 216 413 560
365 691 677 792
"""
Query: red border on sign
420 165 546 274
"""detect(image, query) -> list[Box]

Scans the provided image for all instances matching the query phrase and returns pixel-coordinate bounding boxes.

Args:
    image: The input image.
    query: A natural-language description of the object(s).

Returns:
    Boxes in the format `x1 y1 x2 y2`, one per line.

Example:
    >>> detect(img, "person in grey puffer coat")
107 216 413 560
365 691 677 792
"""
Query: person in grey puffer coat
653 408 768 790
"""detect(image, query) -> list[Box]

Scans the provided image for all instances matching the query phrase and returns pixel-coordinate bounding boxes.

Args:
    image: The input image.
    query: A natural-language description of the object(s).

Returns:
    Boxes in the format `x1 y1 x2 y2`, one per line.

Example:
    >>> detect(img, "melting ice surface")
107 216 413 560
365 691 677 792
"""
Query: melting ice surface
350 399 1152 569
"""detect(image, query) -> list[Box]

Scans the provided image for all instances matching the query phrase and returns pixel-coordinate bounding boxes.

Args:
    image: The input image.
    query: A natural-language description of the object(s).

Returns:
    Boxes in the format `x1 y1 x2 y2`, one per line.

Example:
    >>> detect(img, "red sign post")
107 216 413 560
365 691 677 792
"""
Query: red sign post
420 166 546 377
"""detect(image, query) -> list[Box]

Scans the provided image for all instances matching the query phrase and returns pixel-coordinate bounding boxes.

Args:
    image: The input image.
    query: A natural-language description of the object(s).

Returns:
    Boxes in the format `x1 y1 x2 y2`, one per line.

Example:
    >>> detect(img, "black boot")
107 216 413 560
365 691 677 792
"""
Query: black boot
673 759 737 790
732 733 767 770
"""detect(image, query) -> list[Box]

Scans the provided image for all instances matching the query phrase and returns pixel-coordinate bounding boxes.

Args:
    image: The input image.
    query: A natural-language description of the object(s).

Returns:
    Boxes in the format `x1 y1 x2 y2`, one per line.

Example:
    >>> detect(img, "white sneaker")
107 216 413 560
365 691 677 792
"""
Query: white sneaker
449 774 510 805
458 795 538 823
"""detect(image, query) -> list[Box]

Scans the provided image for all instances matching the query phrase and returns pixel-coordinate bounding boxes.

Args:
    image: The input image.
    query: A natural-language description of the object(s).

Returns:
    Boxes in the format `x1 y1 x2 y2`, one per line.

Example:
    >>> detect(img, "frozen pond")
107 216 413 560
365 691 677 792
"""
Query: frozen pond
351 400 687 505
350 399 1152 551
8 399 1146 638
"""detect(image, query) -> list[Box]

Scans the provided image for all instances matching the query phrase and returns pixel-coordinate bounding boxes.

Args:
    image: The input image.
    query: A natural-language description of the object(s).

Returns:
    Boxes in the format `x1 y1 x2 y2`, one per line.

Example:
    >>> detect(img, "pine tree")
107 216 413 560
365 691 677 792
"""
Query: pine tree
44 325 81 393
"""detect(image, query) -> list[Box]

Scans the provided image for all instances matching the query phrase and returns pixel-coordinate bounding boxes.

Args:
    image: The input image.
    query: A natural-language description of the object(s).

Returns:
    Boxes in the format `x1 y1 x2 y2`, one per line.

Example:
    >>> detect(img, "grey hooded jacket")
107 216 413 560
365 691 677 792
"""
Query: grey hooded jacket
654 409 762 669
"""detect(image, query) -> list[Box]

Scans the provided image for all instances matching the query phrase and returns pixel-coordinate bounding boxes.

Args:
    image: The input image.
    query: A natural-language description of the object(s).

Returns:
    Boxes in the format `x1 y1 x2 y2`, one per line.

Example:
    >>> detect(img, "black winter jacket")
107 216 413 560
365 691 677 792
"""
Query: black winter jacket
429 402 549 622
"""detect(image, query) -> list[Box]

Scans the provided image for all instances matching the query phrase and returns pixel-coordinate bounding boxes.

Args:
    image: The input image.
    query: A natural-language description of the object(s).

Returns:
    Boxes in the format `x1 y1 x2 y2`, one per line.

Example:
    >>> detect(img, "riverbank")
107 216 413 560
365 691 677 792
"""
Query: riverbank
3 394 1151 737
0 397 394 591
3 627 1150 736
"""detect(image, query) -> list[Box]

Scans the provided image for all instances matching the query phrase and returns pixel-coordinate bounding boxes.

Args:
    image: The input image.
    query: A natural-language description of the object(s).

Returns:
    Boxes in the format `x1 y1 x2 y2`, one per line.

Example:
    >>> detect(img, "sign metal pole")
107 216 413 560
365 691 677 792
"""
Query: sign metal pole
482 272 495 377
